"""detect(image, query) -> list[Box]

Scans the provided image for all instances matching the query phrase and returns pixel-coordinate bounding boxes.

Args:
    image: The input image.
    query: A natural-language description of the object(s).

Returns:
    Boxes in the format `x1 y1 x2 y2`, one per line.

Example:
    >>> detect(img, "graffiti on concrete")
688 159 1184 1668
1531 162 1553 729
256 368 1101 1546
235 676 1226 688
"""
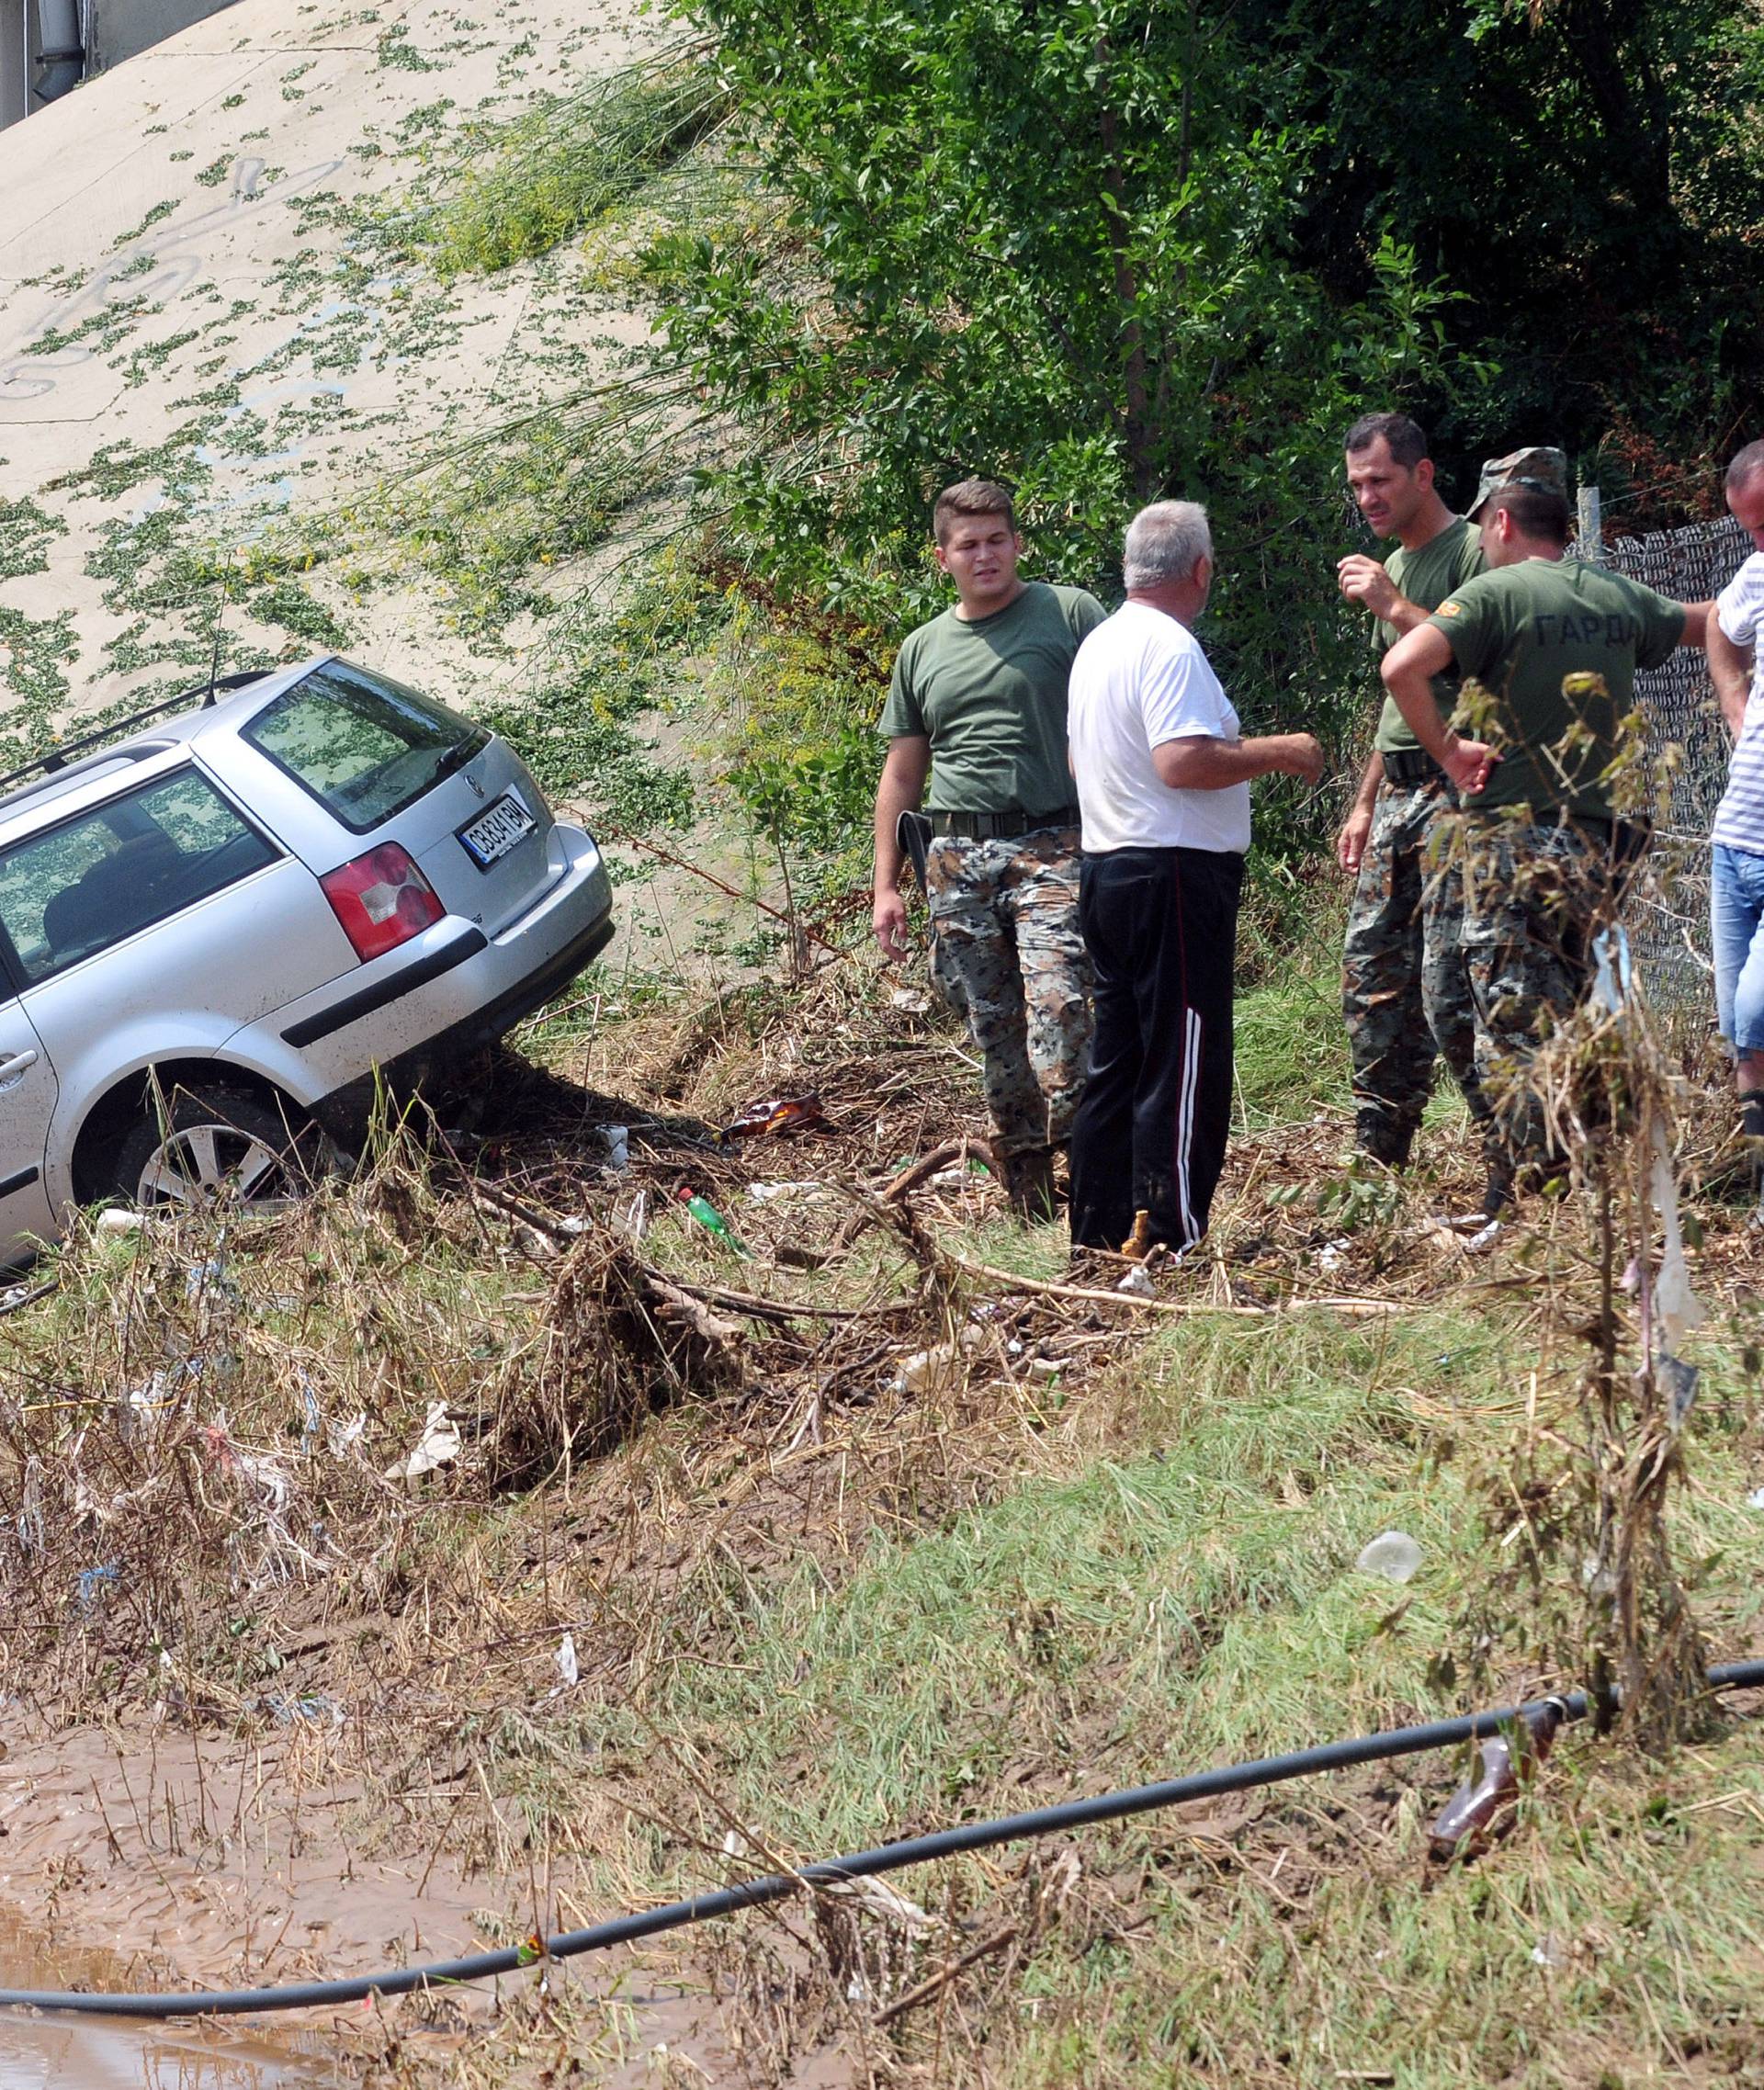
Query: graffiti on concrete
0 158 345 404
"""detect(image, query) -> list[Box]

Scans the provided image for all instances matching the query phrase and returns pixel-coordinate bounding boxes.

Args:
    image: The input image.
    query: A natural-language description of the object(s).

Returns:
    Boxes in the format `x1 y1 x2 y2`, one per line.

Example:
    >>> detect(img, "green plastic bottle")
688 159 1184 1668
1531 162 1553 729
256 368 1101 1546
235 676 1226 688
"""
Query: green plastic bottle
679 1190 749 1256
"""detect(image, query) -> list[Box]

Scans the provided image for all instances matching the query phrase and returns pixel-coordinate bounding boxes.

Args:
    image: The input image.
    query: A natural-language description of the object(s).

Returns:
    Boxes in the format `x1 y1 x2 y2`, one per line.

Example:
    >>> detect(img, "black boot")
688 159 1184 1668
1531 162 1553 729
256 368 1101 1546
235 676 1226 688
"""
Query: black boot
1741 1092 1764 1213
1354 1110 1413 1170
1003 1145 1058 1225
1478 1158 1514 1222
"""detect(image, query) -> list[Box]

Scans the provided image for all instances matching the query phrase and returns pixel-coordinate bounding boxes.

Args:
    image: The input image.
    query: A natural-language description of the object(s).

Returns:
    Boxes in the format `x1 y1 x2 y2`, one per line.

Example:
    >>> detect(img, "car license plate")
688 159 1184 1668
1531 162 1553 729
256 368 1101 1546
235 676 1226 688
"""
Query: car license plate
458 792 536 867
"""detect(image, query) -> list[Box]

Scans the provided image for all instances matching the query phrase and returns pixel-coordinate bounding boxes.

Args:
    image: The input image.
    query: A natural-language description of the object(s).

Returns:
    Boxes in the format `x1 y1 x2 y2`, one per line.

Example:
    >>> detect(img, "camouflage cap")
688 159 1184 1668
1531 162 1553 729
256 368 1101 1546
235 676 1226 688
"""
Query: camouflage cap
1465 446 1569 519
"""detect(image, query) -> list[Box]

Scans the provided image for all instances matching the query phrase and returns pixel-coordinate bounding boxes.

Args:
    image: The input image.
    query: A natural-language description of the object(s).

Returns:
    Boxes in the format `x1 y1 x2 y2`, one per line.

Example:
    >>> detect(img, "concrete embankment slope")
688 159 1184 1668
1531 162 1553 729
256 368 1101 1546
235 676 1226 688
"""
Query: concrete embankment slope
0 0 657 729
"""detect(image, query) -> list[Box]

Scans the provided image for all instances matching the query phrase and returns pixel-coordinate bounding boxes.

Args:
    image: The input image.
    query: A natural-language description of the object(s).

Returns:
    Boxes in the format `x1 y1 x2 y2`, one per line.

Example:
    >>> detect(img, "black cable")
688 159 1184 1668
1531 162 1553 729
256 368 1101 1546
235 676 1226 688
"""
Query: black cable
7 1660 1761 2018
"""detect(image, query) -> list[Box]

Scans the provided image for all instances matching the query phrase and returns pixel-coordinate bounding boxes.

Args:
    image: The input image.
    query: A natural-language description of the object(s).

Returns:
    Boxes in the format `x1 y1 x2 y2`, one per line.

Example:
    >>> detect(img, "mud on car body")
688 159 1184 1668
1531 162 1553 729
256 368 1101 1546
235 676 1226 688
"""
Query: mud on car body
0 656 614 1260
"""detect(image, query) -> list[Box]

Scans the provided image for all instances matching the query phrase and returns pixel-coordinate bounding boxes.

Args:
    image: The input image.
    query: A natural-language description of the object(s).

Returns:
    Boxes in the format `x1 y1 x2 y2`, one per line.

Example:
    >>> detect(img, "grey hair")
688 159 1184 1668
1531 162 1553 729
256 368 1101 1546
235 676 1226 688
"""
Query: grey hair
1123 501 1212 591
1728 440 1764 494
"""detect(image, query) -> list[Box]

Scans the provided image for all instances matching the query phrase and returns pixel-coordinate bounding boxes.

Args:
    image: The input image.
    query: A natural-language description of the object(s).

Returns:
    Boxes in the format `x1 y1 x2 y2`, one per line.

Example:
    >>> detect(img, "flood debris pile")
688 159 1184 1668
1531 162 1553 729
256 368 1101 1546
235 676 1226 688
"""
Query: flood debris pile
0 959 1751 2083
0 977 1162 1846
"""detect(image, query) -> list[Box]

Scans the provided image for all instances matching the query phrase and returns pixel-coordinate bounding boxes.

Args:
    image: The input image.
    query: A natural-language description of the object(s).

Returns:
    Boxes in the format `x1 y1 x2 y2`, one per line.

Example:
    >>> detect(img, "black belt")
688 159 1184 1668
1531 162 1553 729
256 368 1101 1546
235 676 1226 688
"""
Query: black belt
1381 749 1444 785
929 806 1079 840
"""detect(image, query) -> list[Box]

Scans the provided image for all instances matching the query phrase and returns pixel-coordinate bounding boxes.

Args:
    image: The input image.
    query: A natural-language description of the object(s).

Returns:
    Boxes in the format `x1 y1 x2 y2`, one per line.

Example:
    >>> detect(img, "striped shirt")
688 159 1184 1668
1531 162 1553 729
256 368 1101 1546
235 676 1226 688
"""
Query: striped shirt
1713 553 1764 857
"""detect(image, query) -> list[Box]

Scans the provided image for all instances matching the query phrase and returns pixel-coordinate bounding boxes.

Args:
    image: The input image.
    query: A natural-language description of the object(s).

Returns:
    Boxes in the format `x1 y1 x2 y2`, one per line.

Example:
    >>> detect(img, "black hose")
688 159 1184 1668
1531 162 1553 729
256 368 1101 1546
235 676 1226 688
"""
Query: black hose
7 1660 1761 2018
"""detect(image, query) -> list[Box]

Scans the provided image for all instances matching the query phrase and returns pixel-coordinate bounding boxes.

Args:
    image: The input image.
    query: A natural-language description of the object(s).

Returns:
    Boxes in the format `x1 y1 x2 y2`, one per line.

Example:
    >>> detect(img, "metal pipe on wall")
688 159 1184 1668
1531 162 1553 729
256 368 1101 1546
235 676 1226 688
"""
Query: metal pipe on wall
31 0 83 103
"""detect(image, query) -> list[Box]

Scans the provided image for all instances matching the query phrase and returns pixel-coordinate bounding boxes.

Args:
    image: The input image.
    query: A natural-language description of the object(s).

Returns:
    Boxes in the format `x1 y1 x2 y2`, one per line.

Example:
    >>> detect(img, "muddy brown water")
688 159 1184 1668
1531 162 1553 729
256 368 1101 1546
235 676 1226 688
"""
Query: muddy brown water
0 1912 339 2088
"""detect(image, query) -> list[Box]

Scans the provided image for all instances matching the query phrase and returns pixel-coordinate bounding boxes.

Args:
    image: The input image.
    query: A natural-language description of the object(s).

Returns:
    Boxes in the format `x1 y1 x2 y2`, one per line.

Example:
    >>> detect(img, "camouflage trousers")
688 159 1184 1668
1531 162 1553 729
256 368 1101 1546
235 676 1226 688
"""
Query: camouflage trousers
924 825 1092 1156
1455 814 1634 1175
1341 775 1488 1163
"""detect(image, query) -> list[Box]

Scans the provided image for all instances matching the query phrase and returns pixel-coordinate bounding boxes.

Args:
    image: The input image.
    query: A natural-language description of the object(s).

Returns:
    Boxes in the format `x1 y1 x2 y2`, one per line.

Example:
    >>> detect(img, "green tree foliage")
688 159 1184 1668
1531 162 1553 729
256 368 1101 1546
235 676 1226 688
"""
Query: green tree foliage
649 0 1465 780
1254 0 1764 509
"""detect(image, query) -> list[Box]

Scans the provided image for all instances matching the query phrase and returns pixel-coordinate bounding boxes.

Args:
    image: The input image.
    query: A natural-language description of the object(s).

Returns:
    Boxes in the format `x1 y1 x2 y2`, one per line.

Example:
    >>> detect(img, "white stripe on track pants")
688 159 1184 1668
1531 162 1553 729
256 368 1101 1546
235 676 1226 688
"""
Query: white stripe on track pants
1069 844 1243 1253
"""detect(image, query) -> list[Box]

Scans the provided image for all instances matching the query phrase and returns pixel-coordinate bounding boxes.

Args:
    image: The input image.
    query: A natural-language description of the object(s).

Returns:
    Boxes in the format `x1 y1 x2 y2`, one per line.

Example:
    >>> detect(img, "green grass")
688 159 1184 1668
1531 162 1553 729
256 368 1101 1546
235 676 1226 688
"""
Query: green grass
648 1314 1490 1842
1235 955 1351 1126
582 1270 1764 2086
422 51 731 277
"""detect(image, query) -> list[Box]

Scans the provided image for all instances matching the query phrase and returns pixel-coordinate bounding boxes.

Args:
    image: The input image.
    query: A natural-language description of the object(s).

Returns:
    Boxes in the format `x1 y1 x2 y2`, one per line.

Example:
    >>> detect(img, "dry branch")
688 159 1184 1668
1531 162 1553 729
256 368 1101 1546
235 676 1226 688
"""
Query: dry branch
944 1255 1403 1319
873 1921 1021 2027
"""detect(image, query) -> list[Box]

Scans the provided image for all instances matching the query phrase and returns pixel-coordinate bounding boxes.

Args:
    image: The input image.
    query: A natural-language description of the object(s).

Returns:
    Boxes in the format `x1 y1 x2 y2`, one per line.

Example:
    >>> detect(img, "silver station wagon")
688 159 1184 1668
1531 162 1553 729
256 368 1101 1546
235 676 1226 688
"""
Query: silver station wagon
0 655 614 1262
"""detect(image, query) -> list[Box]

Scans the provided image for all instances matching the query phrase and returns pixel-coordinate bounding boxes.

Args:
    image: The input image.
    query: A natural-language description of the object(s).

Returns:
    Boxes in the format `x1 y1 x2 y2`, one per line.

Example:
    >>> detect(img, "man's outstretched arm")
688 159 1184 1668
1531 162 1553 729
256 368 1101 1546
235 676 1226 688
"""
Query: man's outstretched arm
1152 732 1326 790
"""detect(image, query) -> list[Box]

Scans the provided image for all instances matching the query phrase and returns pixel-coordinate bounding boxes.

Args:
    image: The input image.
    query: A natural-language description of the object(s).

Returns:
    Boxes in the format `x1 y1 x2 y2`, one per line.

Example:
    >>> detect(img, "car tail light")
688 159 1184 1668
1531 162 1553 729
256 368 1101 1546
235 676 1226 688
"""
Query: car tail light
320 842 446 961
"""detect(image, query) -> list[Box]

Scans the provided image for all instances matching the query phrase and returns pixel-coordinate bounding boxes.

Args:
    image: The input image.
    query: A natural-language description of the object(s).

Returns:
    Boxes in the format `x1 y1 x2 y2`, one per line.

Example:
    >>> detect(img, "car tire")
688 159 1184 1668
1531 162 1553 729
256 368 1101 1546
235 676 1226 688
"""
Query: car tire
107 1083 332 1213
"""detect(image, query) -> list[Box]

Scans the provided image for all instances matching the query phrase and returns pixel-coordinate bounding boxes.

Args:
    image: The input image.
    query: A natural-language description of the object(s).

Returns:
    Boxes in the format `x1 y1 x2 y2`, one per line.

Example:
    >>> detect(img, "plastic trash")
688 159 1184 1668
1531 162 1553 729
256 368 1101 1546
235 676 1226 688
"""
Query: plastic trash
328 1410 366 1457
1590 923 1634 1015
746 1181 829 1203
889 1328 981 1395
601 1124 629 1172
720 1094 826 1141
96 1208 144 1236
1747 1486 1764 1511
556 1632 579 1689
296 1370 322 1451
1115 1264 1156 1298
677 1188 750 1255
1648 1129 1705 1349
268 1691 345 1729
185 1257 232 1302
385 1401 461 1484
1429 1699 1566 1860
1356 1531 1423 1583
1659 1352 1700 1431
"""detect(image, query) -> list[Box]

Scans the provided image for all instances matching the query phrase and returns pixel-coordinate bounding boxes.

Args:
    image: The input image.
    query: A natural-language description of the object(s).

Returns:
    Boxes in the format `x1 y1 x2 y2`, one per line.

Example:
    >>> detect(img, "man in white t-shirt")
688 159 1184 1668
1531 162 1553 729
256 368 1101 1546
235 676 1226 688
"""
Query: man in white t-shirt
1067 502 1325 1254
1706 439 1764 1164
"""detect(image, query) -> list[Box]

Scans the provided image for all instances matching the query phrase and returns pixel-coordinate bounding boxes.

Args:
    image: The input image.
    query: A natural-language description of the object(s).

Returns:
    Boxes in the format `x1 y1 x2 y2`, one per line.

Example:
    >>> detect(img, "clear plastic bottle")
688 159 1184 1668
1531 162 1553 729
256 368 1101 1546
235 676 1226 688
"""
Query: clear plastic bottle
1429 1698 1566 1860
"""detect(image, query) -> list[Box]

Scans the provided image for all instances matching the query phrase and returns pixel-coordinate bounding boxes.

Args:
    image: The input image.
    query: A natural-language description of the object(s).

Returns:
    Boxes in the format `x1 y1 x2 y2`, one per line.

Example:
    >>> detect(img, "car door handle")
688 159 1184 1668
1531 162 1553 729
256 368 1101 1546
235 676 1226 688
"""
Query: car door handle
0 1050 38 1085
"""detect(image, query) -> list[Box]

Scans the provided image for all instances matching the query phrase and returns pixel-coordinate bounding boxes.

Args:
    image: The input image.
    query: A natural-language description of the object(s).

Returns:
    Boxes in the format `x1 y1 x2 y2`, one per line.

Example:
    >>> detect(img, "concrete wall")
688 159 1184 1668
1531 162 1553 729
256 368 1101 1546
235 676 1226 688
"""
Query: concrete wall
0 0 242 128
0 3 26 130
86 0 240 74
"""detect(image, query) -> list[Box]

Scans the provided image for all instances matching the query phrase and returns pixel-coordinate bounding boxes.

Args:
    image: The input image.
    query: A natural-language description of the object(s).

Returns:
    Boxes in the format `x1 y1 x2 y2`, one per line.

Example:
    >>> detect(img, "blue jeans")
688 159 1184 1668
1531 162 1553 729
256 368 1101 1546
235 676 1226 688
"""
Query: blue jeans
1712 842 1764 1054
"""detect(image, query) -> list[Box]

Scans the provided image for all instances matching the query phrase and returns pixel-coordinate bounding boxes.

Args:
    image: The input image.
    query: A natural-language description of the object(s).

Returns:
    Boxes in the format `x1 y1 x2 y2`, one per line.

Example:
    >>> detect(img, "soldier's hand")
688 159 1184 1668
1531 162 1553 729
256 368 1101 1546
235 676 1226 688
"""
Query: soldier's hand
874 887 911 963
1337 555 1401 620
1279 732 1328 786
1441 732 1498 796
1337 806 1374 875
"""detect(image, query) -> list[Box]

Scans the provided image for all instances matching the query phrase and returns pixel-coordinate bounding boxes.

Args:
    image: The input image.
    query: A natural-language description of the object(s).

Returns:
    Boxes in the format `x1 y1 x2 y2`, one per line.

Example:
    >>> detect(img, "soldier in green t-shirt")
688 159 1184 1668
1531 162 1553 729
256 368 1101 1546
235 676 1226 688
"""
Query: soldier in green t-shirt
872 478 1106 1218
1336 413 1501 1170
1381 480 1713 1212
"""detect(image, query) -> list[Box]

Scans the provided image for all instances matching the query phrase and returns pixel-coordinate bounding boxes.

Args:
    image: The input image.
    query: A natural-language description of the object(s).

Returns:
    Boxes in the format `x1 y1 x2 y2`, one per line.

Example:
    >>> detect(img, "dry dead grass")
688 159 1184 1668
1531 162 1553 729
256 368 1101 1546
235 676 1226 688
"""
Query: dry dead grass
0 957 1755 2086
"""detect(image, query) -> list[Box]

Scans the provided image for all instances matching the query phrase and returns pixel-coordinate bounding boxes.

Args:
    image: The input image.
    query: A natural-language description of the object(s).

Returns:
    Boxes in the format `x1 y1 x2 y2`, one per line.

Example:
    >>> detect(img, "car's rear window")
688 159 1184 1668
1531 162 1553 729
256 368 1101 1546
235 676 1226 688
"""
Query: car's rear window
243 661 490 835
0 767 279 984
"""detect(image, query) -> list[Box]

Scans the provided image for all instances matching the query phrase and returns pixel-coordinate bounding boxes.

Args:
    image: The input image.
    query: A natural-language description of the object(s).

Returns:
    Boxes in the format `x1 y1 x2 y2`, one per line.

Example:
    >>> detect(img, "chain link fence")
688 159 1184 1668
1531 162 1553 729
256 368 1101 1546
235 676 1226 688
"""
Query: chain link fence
1589 511 1750 1016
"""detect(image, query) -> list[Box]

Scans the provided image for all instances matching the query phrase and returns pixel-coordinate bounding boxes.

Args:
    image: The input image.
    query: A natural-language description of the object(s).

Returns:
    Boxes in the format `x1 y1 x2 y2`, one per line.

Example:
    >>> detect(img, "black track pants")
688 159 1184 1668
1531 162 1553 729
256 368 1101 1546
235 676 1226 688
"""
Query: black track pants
1069 845 1243 1253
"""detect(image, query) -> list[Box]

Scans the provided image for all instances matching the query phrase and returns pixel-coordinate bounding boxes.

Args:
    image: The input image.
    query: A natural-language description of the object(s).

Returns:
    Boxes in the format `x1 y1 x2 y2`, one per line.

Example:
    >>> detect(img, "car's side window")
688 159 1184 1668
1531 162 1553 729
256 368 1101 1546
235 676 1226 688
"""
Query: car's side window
0 768 279 984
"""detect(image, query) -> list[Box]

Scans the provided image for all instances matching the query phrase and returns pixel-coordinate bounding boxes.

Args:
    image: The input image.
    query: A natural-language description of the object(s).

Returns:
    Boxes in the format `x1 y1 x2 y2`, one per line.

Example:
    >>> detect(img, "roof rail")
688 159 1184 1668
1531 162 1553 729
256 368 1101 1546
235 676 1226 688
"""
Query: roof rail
0 670 272 800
